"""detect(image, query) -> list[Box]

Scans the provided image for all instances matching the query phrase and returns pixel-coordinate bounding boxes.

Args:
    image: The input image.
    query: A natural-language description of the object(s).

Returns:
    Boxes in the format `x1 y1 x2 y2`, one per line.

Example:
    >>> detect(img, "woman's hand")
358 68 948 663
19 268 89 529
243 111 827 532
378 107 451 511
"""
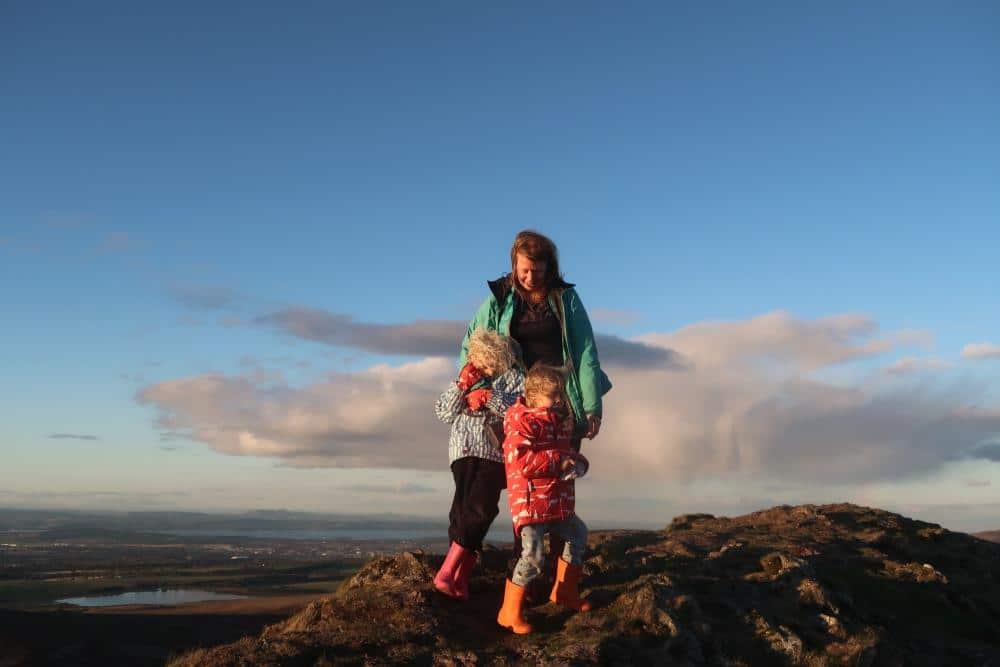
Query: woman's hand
585 414 601 439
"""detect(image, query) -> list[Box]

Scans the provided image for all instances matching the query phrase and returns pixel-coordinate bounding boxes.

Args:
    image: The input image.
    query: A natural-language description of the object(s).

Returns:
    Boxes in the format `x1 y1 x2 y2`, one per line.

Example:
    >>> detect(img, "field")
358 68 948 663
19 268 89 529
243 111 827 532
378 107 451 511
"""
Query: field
0 519 446 666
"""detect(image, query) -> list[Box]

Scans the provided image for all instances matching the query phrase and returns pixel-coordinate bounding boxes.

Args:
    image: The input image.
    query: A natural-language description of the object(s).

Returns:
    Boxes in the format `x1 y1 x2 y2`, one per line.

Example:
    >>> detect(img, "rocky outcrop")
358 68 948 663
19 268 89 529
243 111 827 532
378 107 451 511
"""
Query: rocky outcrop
170 504 1000 666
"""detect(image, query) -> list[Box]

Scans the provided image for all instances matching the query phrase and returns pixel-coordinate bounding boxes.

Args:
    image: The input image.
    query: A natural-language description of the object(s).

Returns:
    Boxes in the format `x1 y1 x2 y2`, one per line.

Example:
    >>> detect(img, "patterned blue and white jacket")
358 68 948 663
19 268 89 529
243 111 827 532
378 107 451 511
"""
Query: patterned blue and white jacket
435 367 525 465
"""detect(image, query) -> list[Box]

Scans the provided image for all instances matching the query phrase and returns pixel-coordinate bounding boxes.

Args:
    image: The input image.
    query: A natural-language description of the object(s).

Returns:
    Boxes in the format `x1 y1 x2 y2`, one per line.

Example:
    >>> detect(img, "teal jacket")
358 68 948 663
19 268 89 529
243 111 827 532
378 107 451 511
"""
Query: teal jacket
458 275 612 433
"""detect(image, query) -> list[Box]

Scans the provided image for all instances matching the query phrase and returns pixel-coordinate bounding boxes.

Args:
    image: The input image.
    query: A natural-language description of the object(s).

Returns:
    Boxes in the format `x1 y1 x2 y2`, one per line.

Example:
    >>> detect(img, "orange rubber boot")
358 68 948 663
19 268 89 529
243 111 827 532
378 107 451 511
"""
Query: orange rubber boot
549 558 592 612
496 579 533 634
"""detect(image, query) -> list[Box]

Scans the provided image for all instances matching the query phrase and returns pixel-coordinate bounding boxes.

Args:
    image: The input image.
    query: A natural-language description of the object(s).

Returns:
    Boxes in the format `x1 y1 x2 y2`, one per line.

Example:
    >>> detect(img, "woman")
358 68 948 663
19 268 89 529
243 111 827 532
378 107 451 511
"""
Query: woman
458 230 611 446
457 230 611 600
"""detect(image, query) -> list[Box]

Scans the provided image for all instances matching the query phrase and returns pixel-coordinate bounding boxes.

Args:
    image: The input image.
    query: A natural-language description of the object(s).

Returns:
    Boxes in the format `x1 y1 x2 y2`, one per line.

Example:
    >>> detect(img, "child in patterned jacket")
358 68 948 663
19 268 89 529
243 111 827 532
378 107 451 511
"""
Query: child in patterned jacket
496 364 591 634
433 328 525 601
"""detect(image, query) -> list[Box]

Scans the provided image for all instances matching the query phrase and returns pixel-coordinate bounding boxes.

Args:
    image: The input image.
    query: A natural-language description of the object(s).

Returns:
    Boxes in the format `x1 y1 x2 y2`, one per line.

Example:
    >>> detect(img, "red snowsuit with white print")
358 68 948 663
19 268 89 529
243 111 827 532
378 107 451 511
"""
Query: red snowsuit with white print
502 398 587 536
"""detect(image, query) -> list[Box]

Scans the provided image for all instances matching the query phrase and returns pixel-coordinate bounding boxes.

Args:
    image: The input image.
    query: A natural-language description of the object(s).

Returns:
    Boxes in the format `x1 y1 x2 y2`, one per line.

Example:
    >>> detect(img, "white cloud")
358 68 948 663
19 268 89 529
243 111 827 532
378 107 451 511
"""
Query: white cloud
962 342 1000 360
137 311 1000 487
138 357 455 470
639 311 930 372
884 356 949 376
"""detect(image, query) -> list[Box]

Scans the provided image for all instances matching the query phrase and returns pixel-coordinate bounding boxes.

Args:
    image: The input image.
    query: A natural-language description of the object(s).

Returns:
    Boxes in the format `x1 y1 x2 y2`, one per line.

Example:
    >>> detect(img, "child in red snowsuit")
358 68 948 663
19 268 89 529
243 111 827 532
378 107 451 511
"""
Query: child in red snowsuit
496 365 591 634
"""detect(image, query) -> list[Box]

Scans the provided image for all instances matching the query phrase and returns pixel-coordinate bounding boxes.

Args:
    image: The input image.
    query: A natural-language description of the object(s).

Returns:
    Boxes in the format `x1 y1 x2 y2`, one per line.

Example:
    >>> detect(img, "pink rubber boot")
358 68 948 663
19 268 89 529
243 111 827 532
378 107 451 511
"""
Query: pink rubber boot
433 542 468 598
451 549 478 600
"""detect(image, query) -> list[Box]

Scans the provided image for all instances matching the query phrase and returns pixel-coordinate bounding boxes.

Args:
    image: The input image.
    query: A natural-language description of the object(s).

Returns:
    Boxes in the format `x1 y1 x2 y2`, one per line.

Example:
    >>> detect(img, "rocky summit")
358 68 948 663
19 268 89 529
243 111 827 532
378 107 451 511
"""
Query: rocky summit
170 504 1000 666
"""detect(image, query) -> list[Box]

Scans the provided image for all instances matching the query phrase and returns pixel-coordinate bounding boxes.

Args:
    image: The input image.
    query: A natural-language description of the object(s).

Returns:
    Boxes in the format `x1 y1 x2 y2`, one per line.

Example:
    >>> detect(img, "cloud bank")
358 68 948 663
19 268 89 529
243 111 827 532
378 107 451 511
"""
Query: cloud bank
255 306 678 369
139 358 452 470
138 310 1000 486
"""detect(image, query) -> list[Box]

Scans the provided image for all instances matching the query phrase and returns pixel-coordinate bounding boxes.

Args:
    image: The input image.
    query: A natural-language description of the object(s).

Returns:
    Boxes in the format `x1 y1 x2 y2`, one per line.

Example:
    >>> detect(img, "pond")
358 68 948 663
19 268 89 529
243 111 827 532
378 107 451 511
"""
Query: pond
56 589 248 607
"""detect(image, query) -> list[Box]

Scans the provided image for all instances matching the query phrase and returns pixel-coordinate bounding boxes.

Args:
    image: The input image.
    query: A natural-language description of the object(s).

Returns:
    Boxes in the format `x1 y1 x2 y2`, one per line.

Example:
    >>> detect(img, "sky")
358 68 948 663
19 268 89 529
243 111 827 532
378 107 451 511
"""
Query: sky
2 2 1000 531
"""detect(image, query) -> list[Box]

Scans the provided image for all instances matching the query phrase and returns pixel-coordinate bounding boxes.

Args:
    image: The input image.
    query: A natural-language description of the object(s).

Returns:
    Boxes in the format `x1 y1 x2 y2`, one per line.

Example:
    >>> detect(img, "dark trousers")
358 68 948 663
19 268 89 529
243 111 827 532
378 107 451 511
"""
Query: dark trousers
448 457 506 552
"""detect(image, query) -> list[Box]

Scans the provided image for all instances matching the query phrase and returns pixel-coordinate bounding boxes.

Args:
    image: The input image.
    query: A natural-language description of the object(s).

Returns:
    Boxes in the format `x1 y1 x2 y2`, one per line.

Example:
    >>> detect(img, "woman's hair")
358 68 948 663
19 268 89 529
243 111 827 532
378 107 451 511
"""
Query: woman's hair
524 363 566 407
509 229 563 291
467 328 516 375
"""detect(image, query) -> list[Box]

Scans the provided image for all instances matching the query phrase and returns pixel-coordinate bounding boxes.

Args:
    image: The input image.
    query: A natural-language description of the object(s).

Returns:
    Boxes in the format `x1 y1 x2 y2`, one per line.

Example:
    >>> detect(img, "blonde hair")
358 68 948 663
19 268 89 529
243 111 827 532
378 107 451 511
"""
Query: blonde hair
524 364 566 407
467 329 515 375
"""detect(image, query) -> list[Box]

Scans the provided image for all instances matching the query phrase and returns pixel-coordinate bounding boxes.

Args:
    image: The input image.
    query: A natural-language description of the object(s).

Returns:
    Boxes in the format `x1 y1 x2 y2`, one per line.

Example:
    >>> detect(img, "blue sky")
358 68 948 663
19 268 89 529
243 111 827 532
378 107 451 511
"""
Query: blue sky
3 2 999 530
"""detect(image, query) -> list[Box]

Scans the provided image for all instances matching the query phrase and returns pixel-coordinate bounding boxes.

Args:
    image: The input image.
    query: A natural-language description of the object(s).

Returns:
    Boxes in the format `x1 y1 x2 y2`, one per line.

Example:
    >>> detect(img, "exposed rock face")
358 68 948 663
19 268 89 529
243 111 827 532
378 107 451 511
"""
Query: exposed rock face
170 504 1000 666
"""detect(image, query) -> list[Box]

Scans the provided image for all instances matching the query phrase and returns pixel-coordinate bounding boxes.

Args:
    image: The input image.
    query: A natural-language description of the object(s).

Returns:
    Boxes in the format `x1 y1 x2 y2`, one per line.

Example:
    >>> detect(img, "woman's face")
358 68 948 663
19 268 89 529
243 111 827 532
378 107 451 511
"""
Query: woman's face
515 253 547 293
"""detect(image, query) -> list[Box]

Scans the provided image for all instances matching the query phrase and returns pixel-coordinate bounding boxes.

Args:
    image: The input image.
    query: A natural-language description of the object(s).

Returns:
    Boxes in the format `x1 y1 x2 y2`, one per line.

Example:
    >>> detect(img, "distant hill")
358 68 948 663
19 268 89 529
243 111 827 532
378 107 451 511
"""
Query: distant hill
170 503 1000 666
974 530 1000 544
0 507 445 539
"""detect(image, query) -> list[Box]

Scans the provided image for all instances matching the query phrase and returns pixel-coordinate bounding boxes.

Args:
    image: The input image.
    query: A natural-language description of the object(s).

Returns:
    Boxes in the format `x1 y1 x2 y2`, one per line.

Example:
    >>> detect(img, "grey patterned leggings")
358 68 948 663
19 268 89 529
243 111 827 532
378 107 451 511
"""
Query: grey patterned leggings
512 515 588 587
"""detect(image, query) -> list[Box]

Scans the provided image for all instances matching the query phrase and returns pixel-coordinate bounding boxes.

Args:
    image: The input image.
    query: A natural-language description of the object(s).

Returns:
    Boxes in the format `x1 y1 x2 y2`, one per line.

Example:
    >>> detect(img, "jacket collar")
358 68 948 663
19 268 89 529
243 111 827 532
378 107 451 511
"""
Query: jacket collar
509 397 559 424
487 273 575 303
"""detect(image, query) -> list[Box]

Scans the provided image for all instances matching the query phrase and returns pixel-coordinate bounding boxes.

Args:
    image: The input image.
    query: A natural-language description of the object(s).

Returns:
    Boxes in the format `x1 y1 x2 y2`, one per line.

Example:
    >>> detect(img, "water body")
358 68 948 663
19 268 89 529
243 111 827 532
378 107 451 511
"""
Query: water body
56 589 248 607
157 526 513 542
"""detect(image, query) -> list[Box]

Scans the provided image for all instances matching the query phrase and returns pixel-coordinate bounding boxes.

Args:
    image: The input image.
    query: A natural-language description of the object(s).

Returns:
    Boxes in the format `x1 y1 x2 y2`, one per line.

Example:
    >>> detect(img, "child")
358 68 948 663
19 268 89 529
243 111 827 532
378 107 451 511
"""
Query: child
433 328 525 600
497 364 591 634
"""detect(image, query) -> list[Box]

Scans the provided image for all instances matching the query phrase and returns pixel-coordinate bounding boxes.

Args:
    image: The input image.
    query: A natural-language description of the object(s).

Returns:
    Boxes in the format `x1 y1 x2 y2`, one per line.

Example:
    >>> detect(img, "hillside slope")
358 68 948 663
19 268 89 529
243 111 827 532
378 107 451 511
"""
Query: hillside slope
171 503 1000 666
